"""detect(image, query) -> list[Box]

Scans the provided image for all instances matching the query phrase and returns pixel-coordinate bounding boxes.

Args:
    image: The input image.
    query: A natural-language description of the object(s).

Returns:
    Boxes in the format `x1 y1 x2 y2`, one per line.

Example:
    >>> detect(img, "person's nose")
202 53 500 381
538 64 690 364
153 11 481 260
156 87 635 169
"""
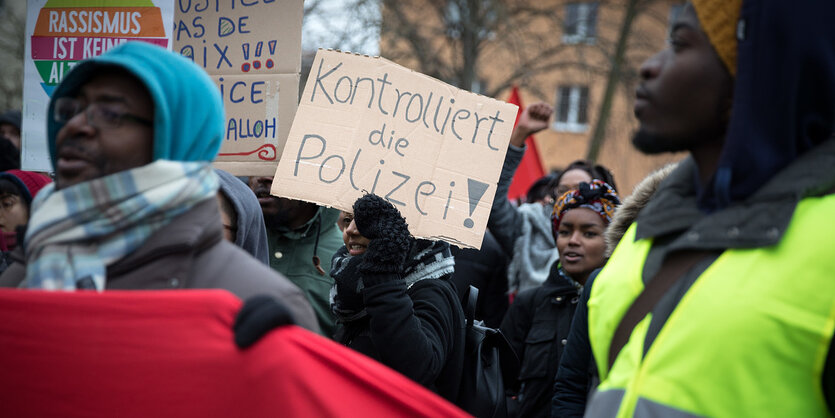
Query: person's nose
639 51 663 82
56 109 95 145
345 219 359 237
568 230 583 246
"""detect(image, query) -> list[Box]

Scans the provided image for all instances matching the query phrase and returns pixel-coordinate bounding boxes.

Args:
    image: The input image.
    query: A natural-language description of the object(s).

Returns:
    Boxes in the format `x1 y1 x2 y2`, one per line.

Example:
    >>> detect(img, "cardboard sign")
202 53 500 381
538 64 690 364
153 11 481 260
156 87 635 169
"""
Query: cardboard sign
210 73 299 175
21 0 175 172
173 0 302 75
272 50 518 249
174 0 303 176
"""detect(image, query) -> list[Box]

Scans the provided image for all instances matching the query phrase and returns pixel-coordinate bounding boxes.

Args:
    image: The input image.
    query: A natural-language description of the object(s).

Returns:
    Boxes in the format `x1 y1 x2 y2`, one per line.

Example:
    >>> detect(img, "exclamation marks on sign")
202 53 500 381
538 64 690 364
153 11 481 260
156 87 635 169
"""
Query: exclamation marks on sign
464 178 489 228
241 40 278 72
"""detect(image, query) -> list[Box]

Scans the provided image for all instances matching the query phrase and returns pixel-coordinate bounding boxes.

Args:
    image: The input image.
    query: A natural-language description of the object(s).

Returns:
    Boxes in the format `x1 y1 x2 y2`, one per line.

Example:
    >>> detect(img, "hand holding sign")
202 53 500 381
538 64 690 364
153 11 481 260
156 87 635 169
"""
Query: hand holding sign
271 50 517 249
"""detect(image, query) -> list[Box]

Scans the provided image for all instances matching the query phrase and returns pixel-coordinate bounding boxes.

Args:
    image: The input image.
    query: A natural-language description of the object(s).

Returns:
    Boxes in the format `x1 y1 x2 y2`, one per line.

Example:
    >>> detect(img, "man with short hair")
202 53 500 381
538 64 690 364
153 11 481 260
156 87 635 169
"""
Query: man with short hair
249 176 343 337
585 1 835 416
0 42 319 333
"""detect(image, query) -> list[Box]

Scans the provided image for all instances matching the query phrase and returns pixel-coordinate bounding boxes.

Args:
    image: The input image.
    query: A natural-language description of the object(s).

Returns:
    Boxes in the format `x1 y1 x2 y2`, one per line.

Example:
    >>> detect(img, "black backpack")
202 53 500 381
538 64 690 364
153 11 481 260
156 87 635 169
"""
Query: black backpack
456 285 520 418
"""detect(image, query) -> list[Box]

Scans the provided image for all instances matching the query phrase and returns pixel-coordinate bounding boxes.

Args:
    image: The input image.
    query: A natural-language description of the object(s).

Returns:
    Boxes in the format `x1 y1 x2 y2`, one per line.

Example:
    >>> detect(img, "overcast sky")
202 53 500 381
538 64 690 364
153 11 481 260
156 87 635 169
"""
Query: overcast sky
302 0 381 56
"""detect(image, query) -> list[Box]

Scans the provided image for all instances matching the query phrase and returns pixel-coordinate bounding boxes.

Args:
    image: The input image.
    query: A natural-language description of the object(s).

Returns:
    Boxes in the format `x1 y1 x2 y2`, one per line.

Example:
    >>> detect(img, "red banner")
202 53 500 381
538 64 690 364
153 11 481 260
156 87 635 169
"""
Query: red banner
0 289 468 418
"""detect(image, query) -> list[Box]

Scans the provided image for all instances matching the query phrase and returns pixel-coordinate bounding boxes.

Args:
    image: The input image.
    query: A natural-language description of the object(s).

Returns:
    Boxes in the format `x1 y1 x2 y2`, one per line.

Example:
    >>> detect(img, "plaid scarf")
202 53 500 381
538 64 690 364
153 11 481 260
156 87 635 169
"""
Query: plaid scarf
23 161 218 291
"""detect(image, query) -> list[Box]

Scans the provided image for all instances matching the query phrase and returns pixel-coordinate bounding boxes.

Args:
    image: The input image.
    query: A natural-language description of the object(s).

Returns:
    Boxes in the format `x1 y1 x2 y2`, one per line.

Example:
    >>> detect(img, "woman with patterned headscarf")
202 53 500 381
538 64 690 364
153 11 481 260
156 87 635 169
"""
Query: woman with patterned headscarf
500 180 620 418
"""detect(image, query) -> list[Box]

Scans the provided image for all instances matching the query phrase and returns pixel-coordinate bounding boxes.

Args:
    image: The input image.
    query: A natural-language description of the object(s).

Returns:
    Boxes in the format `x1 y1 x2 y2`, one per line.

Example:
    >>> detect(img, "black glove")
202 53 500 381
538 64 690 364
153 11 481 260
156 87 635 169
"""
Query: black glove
352 194 413 275
234 295 295 349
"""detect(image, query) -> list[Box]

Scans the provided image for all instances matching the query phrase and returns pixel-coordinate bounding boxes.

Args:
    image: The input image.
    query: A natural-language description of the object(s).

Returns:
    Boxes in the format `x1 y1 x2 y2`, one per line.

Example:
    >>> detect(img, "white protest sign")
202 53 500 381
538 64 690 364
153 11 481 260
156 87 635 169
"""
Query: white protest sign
21 0 175 172
272 50 518 249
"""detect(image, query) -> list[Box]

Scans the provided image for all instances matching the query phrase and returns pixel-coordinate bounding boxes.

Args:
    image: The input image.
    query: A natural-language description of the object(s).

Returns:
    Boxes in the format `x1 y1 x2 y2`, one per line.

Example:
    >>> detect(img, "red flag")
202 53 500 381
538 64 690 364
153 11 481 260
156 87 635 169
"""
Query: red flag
506 86 546 202
0 289 468 418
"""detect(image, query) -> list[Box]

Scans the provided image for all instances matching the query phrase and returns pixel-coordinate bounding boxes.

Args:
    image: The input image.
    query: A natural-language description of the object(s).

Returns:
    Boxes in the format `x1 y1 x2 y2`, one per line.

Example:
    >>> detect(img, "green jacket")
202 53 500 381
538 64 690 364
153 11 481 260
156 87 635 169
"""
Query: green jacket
267 207 342 338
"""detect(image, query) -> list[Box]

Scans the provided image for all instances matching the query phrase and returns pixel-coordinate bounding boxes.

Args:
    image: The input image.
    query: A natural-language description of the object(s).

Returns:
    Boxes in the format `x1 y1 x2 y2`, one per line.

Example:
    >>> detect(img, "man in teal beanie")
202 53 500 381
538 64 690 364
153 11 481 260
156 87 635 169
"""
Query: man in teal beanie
0 42 319 333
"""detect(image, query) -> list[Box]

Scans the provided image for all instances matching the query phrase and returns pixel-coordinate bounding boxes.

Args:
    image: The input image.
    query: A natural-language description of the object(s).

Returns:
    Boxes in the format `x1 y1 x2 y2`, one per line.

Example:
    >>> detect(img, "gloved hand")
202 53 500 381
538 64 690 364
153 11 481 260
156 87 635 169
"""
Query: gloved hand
352 194 414 275
234 295 295 349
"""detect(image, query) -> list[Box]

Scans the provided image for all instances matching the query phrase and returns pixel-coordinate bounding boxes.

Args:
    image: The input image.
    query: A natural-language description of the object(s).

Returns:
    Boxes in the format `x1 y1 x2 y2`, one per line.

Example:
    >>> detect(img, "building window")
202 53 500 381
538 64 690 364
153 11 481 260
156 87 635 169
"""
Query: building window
553 85 589 133
563 2 598 44
669 4 686 29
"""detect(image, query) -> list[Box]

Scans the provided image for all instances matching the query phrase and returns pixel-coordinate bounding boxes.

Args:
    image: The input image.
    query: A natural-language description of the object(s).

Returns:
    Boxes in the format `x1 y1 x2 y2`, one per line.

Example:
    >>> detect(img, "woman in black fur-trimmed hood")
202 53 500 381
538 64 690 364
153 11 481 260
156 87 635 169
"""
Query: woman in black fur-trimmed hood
330 193 466 404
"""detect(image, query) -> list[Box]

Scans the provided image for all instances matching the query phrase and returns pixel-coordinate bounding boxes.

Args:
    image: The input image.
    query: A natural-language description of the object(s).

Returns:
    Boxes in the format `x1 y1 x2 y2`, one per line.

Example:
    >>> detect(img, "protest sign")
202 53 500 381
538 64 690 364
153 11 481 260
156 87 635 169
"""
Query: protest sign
209 73 299 175
22 0 175 172
173 0 302 75
175 0 303 176
272 50 518 249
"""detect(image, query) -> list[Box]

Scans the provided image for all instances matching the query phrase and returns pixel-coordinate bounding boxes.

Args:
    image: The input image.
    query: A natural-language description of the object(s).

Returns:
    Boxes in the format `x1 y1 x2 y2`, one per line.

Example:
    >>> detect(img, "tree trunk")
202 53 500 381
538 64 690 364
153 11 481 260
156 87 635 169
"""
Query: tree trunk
585 0 640 162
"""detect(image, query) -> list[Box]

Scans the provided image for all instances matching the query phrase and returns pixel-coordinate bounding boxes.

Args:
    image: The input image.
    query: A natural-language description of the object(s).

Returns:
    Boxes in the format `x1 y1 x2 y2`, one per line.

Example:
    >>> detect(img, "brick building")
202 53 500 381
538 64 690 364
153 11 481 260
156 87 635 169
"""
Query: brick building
379 0 688 194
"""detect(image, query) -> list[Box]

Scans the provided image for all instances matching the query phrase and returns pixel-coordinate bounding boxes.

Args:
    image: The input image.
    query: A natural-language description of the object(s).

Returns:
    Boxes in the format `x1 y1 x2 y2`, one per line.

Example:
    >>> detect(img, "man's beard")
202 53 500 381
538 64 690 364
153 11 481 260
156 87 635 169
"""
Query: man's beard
631 129 693 154
263 209 292 231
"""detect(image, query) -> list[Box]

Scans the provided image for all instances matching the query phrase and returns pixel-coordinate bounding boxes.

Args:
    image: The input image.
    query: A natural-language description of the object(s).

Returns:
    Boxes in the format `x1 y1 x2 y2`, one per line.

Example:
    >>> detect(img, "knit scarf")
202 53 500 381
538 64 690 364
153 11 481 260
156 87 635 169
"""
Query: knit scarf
0 230 16 252
508 203 560 294
23 161 218 291
330 239 455 323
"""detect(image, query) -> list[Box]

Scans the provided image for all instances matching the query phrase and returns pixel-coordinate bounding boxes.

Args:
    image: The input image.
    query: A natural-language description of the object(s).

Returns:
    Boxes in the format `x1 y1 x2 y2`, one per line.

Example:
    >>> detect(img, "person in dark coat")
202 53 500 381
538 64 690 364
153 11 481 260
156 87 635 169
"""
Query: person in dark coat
449 229 509 328
500 180 619 418
331 193 466 404
552 164 675 417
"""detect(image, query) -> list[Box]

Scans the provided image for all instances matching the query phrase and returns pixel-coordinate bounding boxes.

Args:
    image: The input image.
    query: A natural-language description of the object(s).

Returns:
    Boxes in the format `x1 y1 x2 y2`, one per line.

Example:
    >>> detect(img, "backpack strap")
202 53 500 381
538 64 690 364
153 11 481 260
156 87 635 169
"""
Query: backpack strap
466 285 478 328
607 250 710 369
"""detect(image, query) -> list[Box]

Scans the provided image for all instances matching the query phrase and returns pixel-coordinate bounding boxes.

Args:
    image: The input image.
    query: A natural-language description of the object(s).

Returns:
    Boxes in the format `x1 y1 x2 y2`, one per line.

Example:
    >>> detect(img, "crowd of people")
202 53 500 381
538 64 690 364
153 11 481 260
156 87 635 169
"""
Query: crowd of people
1 0 834 416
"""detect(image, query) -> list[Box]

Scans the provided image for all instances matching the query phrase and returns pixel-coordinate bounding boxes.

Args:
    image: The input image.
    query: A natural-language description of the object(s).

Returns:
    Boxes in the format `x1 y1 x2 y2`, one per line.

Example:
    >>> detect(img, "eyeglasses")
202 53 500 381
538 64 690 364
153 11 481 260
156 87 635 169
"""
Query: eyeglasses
53 97 153 130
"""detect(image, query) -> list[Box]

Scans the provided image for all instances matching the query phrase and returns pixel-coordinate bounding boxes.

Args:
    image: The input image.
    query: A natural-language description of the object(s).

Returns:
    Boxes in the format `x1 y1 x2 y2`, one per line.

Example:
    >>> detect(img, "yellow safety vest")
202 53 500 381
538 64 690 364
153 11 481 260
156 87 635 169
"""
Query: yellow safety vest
586 194 835 417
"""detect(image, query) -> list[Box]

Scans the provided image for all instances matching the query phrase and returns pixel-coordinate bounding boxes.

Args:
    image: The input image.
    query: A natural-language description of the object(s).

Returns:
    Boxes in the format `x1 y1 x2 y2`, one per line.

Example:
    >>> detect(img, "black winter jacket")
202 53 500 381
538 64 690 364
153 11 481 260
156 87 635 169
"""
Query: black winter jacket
500 264 582 418
450 230 510 328
338 277 466 403
552 272 600 418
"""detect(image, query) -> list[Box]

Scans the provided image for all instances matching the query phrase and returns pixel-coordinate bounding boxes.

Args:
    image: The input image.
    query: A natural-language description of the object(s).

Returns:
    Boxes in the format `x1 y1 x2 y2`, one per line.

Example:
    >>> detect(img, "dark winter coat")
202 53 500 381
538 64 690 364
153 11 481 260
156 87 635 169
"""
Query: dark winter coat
0 200 320 333
338 276 466 403
500 264 582 418
552 164 675 417
449 230 510 328
551 272 598 418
